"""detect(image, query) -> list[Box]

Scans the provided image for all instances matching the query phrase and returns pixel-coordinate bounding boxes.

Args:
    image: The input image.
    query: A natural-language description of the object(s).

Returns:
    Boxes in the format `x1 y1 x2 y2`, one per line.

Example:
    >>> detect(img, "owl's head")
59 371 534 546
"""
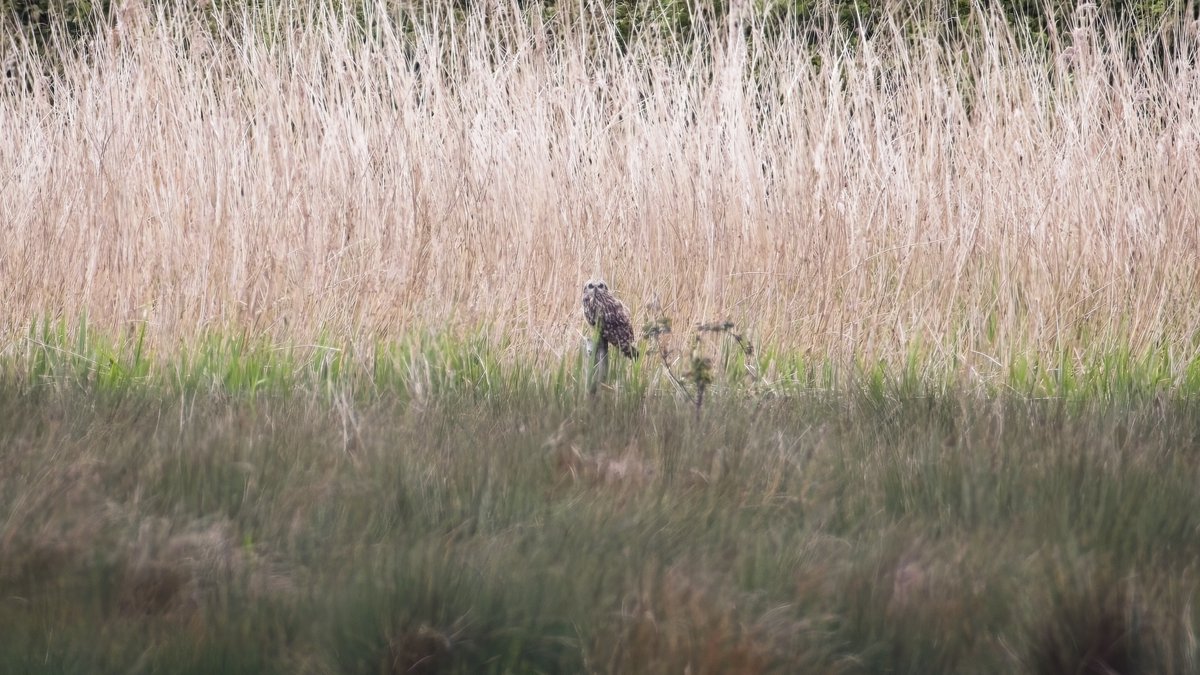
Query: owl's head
583 278 609 301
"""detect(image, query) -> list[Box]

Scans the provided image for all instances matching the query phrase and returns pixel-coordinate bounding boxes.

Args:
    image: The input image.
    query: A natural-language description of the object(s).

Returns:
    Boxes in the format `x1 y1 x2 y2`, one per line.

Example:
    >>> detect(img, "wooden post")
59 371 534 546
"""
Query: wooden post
589 317 608 396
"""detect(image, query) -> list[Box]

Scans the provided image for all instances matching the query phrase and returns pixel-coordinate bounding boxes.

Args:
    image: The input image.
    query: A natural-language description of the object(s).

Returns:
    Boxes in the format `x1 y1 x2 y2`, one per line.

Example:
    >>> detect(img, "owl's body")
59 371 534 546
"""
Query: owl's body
582 279 638 358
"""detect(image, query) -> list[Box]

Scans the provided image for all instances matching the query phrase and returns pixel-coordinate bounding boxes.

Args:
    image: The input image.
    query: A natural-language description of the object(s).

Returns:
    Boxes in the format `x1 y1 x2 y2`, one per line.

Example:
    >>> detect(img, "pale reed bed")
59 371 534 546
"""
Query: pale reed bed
1 4 1197 378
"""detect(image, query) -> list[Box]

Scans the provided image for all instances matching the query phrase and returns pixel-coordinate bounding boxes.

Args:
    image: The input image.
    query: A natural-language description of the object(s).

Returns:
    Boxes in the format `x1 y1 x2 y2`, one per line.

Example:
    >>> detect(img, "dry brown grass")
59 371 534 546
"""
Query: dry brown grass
604 564 792 674
2 4 1197 374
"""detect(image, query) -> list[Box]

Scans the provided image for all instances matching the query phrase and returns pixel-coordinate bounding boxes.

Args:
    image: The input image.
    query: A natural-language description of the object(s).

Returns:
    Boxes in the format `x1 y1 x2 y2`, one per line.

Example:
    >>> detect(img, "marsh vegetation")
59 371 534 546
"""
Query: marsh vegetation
2 1 1199 672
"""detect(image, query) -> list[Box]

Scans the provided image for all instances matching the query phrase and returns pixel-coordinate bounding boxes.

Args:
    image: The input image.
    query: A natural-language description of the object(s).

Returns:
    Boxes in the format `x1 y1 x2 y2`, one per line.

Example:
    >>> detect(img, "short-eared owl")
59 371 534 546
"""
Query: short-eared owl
582 279 638 358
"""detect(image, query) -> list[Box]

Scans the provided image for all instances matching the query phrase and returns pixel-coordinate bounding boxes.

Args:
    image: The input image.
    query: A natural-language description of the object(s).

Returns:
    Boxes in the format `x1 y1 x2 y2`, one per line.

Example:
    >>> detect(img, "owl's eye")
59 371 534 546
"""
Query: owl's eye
586 283 594 290
598 283 607 290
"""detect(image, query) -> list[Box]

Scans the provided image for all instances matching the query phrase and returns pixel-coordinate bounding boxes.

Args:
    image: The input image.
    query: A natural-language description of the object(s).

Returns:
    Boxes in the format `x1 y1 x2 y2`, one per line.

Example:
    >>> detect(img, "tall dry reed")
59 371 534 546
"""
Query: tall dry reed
2 3 1197 374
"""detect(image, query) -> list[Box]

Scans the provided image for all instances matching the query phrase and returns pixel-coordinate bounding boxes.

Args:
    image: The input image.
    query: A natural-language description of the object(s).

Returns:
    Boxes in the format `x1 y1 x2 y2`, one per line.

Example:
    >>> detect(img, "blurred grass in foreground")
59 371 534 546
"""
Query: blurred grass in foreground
3 325 1200 672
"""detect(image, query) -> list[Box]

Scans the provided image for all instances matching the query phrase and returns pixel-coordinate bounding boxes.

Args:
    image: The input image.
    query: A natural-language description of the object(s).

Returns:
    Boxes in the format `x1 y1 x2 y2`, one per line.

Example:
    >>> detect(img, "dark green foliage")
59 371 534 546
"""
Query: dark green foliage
3 0 113 45
5 0 1190 55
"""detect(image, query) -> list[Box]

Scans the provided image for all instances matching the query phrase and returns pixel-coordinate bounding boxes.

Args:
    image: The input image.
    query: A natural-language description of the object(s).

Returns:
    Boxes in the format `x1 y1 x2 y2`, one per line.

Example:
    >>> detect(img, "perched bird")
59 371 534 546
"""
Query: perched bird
581 278 638 358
